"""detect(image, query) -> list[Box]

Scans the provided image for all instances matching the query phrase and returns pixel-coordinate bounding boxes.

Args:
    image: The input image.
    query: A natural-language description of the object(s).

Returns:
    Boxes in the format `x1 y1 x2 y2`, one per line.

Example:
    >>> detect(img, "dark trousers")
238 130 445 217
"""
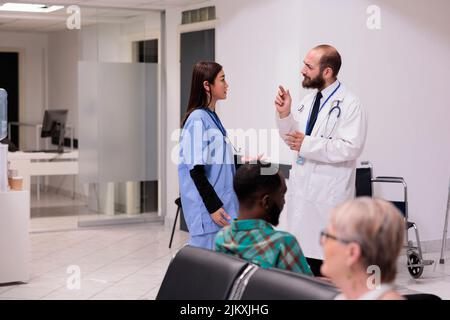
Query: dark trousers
306 257 323 277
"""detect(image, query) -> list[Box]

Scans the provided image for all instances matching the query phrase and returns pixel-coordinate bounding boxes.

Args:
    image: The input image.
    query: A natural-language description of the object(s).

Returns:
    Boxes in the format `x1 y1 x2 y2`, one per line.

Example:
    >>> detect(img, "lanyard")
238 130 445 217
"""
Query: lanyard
203 108 241 154
305 82 341 135
204 108 227 137
203 108 245 155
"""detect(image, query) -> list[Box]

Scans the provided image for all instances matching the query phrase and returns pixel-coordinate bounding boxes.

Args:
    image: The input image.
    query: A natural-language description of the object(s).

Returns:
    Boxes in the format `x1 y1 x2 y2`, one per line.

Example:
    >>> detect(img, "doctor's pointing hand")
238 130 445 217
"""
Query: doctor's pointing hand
274 44 368 276
275 86 305 152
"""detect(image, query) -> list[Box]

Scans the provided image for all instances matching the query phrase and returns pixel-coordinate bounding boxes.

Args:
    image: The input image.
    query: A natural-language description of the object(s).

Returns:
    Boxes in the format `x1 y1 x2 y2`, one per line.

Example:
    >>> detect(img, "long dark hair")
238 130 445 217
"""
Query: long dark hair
181 61 223 127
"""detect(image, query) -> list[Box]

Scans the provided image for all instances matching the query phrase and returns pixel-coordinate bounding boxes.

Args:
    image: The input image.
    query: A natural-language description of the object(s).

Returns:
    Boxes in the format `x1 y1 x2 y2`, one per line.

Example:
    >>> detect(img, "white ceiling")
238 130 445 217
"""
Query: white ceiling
0 0 210 32
5 0 209 10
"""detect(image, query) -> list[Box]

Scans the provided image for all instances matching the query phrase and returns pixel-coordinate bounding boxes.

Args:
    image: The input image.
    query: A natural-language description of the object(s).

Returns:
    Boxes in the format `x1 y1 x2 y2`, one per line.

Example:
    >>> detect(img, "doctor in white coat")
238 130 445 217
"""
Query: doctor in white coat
275 45 368 275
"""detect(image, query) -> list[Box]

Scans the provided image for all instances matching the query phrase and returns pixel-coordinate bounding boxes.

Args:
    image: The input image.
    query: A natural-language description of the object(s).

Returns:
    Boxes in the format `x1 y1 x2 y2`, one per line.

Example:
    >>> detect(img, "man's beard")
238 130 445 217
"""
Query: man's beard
267 202 281 226
302 73 325 89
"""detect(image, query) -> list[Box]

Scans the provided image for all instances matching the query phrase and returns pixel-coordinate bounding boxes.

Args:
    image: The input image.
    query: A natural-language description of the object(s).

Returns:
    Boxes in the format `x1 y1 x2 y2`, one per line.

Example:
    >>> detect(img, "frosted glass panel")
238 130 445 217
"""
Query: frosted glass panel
78 61 158 183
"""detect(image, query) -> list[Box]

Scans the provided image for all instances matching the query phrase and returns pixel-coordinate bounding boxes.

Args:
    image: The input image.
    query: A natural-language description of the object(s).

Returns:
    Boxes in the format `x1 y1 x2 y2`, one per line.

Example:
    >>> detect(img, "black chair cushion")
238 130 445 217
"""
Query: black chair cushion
156 245 249 300
404 293 441 300
391 201 406 217
240 268 339 300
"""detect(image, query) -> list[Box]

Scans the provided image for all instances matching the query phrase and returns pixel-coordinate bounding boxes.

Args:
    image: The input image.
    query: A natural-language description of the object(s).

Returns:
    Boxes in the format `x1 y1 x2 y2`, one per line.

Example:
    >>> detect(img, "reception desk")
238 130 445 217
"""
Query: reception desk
7 151 79 198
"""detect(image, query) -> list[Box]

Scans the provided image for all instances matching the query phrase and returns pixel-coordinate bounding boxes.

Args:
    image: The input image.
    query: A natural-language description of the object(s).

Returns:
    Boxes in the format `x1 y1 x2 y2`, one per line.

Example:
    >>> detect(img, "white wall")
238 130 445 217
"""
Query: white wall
164 7 183 225
0 31 48 150
165 0 450 243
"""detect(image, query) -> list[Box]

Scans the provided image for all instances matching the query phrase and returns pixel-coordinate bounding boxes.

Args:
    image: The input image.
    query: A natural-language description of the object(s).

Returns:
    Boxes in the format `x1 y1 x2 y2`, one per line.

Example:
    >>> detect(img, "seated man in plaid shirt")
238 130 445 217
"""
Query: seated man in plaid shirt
215 162 313 275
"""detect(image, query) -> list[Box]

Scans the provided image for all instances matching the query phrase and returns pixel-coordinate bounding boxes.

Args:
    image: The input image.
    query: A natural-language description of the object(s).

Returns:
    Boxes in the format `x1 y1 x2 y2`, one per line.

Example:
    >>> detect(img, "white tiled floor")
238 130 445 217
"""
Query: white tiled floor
0 222 189 300
395 251 450 299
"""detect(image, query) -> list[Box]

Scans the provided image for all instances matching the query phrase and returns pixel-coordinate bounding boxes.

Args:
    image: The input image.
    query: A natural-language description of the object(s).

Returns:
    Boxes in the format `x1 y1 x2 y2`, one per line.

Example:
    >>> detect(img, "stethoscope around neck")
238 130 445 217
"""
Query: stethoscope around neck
320 101 342 139
298 83 343 139
297 99 342 139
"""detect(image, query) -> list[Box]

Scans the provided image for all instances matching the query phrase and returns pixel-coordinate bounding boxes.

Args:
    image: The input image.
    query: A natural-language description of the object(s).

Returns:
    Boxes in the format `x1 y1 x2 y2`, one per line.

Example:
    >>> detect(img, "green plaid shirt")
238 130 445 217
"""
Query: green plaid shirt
215 219 313 275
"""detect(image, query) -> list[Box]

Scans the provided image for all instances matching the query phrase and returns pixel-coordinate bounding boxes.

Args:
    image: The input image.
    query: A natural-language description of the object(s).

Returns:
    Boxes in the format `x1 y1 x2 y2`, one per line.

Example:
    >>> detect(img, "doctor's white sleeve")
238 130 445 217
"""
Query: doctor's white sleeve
276 112 299 146
299 100 368 164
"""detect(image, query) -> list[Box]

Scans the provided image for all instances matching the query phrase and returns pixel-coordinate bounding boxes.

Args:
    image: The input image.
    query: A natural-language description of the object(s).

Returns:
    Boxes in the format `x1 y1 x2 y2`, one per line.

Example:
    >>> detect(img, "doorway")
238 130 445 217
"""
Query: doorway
180 29 215 118
135 38 159 214
0 52 19 147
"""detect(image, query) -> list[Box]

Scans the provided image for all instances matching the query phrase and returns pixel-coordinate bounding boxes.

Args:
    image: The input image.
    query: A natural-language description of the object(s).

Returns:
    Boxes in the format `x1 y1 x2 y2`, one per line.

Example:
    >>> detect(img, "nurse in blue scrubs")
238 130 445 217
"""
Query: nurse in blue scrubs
178 61 239 250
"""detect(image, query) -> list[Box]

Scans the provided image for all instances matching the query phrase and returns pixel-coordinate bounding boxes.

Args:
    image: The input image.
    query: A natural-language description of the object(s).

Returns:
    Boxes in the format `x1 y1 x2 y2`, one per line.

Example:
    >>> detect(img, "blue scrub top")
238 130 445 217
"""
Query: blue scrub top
178 109 239 236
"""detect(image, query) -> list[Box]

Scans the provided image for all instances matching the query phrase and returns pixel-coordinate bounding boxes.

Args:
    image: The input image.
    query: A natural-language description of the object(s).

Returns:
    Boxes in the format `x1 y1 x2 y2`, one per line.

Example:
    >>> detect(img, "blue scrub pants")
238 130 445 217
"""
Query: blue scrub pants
188 232 217 250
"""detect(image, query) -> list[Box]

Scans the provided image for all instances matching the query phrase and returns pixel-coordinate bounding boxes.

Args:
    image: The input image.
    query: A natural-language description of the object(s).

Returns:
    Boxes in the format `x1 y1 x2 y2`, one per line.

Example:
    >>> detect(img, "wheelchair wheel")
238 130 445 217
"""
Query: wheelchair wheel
407 251 424 279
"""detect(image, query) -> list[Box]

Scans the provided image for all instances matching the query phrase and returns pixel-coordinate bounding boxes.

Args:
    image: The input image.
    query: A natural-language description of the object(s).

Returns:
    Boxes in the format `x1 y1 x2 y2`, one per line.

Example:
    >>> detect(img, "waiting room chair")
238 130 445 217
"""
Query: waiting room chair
238 267 339 300
156 245 251 300
403 293 442 300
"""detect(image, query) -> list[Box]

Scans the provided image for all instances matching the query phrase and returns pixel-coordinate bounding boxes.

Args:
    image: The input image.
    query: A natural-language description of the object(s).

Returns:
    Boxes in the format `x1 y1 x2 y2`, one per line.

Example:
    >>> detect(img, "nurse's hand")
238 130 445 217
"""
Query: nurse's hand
285 131 305 152
275 85 292 119
211 208 231 227
240 153 265 163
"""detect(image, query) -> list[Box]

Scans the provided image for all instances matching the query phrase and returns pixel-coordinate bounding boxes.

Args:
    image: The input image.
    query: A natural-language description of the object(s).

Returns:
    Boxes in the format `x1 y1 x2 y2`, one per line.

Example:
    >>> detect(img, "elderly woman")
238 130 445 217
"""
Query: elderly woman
320 197 405 300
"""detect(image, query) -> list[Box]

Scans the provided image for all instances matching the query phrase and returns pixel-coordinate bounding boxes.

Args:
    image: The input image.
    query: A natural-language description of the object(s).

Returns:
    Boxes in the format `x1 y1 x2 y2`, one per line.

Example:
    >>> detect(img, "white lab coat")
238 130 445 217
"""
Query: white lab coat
276 82 368 259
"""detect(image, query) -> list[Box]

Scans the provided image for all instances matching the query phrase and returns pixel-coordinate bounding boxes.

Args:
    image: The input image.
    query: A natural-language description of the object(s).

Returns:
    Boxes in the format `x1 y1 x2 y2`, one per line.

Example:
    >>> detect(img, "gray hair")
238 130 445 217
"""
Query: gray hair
330 197 405 283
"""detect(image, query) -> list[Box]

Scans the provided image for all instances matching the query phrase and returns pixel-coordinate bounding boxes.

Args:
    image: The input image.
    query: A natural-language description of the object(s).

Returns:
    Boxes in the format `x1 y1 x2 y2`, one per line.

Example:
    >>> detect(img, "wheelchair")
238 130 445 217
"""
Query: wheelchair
356 161 434 278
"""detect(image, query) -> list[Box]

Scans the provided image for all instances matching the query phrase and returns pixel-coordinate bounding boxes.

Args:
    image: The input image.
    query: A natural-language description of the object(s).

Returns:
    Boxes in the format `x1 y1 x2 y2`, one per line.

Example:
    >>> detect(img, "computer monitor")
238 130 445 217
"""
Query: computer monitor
41 109 68 153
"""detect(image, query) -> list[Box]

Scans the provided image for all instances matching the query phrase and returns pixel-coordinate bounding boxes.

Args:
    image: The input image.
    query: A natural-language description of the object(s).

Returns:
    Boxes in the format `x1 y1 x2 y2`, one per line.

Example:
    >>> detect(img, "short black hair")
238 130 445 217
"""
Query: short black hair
314 44 342 78
233 162 282 208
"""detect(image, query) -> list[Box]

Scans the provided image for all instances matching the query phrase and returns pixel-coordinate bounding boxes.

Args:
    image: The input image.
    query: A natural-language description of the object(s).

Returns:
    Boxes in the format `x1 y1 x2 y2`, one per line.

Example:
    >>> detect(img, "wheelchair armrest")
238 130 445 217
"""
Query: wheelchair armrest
376 176 404 181
373 176 407 188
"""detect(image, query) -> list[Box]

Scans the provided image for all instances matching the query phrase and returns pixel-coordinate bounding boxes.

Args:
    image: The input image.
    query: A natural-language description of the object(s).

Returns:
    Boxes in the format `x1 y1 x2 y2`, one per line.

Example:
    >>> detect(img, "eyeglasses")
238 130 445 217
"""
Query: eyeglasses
319 230 353 245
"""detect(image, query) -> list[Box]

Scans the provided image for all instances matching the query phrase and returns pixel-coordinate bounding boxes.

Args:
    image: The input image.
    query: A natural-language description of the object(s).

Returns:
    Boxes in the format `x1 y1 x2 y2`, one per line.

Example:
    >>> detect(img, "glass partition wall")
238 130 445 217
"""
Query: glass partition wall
0 5 163 230
77 8 162 225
